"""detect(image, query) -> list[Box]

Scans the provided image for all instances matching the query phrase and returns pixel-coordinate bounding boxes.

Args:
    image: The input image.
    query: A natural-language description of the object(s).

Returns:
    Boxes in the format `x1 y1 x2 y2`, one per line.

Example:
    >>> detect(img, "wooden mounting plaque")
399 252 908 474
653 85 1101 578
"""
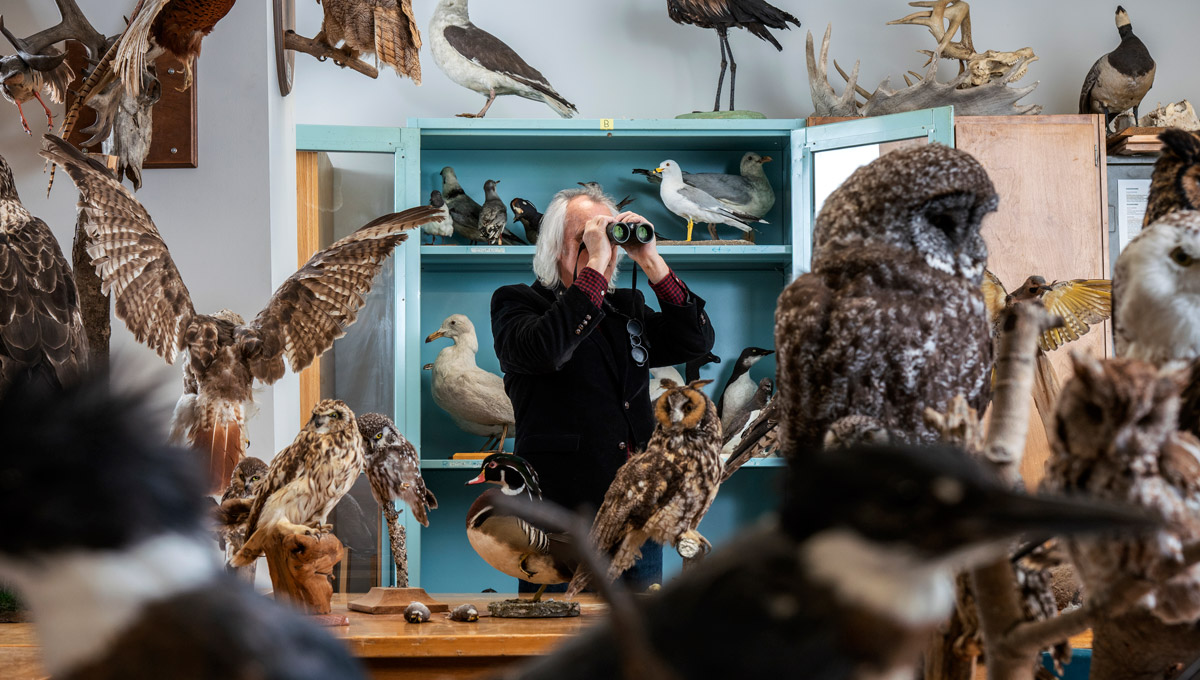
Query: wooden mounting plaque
348 587 450 614
64 42 198 169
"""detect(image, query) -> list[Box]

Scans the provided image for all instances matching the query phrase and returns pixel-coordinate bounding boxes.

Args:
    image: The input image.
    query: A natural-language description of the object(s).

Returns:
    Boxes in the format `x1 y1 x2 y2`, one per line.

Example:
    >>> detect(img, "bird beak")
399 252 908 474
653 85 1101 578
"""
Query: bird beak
426 330 447 343
760 156 773 164
466 471 487 485
654 167 665 173
970 491 1158 545
422 363 434 370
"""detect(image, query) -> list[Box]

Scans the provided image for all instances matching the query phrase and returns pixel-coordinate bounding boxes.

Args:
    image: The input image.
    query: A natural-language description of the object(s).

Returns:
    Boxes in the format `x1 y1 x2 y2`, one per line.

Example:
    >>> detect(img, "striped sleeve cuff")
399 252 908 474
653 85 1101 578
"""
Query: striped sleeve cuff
649 269 688 306
573 267 608 307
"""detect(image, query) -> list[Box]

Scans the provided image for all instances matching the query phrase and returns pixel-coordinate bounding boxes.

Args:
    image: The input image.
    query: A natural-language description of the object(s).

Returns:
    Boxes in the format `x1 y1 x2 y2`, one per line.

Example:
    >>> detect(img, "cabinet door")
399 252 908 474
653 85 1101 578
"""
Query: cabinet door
956 115 1110 486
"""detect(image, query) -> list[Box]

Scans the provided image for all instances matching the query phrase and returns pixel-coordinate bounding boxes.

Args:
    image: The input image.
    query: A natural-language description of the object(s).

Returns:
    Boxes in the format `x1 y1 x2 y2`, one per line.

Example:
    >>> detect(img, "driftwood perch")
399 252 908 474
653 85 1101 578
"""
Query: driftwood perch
262 529 344 616
284 31 378 79
381 502 408 587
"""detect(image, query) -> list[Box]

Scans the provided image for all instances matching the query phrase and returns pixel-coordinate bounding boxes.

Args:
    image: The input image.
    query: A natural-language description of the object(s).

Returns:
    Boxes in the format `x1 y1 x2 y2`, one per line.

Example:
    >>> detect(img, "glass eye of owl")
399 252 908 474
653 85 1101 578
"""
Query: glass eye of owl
1171 246 1194 267
250 475 260 481
375 432 383 440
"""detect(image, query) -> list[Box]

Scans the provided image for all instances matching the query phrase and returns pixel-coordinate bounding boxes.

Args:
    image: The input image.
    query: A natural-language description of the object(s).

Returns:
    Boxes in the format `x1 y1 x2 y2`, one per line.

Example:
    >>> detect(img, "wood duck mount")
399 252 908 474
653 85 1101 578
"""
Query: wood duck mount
262 528 347 625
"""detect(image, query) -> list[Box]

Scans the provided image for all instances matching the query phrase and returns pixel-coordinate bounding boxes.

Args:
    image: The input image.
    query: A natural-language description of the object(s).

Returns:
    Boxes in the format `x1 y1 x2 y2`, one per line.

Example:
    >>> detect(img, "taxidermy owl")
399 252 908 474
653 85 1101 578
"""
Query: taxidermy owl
566 379 723 598
775 144 997 455
0 150 87 391
42 134 439 493
1113 210 1200 369
1143 128 1200 227
357 412 437 527
317 0 422 83
216 456 268 581
1043 353 1200 625
230 400 364 568
982 270 1111 352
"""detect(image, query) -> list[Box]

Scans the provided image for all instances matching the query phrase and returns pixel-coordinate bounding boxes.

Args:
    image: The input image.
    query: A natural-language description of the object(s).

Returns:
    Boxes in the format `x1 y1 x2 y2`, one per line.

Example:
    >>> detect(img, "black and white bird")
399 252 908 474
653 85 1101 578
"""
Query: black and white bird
656 159 766 241
511 443 1155 680
722 376 773 448
1079 5 1156 132
510 197 542 245
479 179 507 245
716 346 773 431
425 190 455 244
0 373 366 680
429 0 577 119
634 152 775 240
665 0 801 112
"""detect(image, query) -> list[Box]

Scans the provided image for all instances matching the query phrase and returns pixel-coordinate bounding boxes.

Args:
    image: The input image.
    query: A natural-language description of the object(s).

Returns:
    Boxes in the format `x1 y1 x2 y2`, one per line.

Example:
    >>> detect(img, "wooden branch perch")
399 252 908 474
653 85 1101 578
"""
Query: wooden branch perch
381 503 408 588
283 31 378 79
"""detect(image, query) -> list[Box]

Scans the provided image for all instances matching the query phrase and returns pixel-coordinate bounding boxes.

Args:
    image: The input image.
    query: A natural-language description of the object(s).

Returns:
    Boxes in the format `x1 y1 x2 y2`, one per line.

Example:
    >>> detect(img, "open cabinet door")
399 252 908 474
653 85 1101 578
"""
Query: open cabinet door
956 115 1110 487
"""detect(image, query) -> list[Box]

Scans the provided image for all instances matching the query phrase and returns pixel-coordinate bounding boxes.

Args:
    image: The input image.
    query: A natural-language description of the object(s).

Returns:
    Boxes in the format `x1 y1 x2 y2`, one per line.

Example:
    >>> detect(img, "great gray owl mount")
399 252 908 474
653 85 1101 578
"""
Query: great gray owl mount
42 133 440 493
775 143 997 456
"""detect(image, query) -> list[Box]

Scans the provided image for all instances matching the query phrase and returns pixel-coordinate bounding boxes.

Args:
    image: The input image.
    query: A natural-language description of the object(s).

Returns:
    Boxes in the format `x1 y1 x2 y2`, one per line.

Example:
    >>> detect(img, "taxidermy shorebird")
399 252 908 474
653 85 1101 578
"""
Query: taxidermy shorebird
42 134 440 493
981 270 1111 352
466 453 576 599
1079 5 1156 133
634 152 775 240
429 0 577 118
716 346 773 431
566 380 723 598
665 0 800 112
655 159 765 241
426 313 516 452
512 443 1156 680
0 374 367 680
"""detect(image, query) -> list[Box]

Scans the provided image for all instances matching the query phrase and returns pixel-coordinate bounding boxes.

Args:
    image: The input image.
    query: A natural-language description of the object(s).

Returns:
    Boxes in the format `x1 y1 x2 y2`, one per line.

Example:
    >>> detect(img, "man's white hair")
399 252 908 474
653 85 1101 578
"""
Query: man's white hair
533 185 620 289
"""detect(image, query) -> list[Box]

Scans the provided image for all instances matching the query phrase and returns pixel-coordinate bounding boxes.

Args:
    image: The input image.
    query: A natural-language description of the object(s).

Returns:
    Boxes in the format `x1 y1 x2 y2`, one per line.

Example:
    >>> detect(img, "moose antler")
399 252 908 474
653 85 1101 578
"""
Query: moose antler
859 49 1042 117
805 25 860 117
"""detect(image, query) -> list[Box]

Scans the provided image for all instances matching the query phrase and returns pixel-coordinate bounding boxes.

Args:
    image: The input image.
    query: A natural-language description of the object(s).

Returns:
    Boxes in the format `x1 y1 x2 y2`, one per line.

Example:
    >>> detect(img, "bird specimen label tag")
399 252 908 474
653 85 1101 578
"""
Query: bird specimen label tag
469 247 504 254
600 119 615 130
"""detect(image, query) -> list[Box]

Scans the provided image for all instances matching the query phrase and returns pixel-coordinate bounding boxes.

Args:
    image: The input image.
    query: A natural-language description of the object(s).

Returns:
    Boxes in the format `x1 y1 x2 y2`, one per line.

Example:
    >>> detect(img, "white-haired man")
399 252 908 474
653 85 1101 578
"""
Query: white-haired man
491 185 716 592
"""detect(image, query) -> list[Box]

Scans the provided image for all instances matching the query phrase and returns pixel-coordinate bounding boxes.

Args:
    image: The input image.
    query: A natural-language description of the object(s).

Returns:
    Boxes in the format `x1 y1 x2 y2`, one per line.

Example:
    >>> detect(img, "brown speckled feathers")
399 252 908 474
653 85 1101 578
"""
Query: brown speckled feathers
1144 128 1200 227
319 0 422 83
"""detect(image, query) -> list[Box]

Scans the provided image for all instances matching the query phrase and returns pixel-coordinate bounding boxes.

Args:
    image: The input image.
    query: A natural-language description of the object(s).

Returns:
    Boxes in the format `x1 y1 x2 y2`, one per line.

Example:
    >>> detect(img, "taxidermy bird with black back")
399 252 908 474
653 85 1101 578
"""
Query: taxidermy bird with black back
42 134 440 493
0 149 87 391
775 143 997 455
0 372 367 680
510 197 542 245
466 453 576 599
567 379 723 598
511 443 1155 680
1079 5 1155 133
716 346 772 431
429 0 577 118
665 0 800 112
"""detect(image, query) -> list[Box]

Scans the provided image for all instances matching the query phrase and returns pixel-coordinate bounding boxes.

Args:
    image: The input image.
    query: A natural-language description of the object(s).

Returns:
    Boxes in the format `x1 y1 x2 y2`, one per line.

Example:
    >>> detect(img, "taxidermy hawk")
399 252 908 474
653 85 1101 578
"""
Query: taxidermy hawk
41 134 439 493
317 0 422 83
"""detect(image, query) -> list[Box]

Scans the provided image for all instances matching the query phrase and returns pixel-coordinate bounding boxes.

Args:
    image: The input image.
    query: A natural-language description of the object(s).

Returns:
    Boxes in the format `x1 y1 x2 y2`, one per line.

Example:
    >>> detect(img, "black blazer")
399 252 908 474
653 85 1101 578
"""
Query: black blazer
491 278 715 513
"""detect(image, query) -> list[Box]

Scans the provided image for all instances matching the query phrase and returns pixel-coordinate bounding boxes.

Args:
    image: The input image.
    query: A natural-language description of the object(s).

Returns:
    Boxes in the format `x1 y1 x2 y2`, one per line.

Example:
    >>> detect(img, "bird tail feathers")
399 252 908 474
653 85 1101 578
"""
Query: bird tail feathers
194 420 245 495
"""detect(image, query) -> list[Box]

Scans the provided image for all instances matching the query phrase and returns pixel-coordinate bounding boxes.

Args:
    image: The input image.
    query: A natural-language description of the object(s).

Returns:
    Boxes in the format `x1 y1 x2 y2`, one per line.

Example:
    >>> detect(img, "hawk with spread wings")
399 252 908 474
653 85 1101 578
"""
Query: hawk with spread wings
982 270 1112 352
41 134 439 492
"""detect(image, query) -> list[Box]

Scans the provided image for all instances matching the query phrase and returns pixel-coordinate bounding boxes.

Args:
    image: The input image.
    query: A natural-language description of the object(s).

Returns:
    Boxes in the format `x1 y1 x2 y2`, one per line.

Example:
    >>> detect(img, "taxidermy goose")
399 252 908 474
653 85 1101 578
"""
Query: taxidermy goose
717 346 773 431
429 0 577 118
426 313 516 451
466 453 576 599
1079 5 1156 132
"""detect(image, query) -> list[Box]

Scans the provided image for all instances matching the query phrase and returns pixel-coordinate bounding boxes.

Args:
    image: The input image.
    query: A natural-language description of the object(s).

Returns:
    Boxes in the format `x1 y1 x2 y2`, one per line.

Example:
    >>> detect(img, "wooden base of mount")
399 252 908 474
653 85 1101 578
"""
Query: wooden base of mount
348 587 450 615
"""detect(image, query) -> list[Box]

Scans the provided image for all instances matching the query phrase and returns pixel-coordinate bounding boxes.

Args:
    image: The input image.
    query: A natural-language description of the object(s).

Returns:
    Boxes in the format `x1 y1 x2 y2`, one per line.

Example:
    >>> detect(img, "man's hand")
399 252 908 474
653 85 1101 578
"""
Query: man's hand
615 211 669 284
582 215 617 276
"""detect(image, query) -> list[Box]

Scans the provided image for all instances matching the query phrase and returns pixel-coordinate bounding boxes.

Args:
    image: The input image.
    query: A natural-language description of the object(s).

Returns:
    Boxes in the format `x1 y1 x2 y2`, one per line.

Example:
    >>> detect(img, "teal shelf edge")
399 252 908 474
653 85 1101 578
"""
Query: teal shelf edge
419 457 786 470
419 244 792 270
408 118 806 132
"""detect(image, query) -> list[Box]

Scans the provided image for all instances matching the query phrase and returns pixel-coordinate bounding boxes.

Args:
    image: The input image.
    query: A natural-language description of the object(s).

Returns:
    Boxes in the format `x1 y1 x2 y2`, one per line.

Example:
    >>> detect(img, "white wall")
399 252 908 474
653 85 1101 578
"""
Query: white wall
291 0 1197 123
1 0 294 456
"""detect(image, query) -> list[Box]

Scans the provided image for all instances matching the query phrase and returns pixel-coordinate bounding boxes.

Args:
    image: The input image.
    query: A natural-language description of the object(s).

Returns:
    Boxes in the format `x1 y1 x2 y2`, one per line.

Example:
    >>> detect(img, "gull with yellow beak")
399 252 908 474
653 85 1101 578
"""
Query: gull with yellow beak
426 313 516 452
655 159 767 241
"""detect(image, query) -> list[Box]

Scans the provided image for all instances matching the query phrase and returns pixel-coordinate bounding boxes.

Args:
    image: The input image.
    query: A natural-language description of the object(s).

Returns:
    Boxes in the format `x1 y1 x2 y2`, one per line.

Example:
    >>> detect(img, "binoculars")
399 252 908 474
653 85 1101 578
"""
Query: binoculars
606 221 655 245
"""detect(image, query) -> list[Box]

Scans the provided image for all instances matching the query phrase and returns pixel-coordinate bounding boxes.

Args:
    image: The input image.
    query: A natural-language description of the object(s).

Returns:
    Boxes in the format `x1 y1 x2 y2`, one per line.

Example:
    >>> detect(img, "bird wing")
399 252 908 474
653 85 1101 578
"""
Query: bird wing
981 269 1008 334
722 399 778 481
1183 361 1200 440
1078 57 1103 114
442 368 514 424
442 23 573 108
373 2 422 83
676 185 763 225
371 436 436 526
590 454 680 553
1161 432 1200 506
682 173 754 206
241 205 440 384
114 0 171 99
39 134 195 363
0 212 87 387
1038 279 1112 352
242 434 308 538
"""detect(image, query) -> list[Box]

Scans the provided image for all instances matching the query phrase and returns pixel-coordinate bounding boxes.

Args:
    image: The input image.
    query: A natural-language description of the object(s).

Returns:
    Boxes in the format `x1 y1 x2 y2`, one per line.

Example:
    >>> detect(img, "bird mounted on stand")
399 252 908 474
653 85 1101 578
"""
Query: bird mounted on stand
665 0 800 113
43 134 440 493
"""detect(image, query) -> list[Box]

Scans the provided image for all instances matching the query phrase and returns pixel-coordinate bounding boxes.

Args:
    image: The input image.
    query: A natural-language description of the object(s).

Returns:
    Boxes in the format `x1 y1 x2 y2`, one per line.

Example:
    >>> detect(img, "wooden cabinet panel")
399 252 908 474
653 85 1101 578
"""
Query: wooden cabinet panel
956 115 1111 486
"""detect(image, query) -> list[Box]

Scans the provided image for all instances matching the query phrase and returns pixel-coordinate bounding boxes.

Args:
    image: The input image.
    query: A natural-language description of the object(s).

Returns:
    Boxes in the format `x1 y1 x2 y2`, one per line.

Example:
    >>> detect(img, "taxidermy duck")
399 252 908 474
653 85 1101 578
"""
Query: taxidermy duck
1079 5 1156 132
426 313 516 451
466 453 576 599
717 346 773 431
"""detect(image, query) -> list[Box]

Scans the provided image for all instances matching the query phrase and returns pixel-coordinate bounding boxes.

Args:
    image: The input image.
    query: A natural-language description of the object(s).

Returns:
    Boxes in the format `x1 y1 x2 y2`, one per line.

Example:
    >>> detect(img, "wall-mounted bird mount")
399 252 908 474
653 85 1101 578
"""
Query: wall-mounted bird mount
278 0 424 95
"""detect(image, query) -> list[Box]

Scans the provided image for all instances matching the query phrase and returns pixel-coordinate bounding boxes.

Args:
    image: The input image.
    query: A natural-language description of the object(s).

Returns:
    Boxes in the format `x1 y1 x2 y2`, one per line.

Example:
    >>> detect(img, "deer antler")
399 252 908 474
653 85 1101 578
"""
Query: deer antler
888 0 975 66
805 25 861 117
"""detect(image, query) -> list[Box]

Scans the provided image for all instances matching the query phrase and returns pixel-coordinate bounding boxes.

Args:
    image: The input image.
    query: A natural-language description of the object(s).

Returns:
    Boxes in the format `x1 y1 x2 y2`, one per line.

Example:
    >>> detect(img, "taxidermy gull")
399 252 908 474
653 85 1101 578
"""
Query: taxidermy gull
656 159 766 241
426 314 516 451
635 152 775 240
429 0 577 118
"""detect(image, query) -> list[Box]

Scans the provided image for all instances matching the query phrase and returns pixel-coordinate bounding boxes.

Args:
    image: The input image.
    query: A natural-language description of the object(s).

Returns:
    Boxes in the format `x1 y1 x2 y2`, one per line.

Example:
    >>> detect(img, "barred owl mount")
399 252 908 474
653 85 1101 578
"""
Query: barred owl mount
41 134 440 493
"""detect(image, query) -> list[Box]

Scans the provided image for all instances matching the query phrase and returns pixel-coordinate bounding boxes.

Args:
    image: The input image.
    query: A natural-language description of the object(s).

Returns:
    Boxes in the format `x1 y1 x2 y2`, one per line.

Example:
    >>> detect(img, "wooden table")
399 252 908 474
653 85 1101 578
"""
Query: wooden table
0 594 607 680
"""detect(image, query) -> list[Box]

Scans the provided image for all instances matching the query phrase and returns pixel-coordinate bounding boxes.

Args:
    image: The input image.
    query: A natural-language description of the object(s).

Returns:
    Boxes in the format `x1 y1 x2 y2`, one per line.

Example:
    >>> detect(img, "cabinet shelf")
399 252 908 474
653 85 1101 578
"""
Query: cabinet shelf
418 244 793 272
419 456 786 470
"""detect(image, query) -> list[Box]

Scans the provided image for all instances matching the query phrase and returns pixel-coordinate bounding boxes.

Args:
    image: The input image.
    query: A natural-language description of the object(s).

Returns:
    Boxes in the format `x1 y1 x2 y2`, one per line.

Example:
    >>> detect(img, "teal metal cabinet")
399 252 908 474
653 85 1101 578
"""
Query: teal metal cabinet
296 107 955 591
